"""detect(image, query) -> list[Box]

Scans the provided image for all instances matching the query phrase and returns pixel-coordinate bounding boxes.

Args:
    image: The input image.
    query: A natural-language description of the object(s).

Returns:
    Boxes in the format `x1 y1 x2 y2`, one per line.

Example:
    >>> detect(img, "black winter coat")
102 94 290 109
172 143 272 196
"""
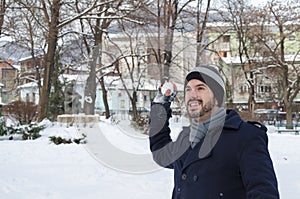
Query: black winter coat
149 103 279 199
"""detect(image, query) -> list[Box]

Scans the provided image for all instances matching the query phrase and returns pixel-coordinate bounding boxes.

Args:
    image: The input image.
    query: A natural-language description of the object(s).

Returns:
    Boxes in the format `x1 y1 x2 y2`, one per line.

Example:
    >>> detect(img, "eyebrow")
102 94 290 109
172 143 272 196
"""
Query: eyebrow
185 83 207 89
195 83 206 87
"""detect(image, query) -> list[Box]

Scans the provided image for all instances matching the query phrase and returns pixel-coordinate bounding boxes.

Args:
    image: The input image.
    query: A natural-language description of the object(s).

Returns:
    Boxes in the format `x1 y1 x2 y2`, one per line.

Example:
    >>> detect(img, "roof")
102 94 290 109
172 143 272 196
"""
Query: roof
0 60 19 70
17 74 185 92
221 55 300 65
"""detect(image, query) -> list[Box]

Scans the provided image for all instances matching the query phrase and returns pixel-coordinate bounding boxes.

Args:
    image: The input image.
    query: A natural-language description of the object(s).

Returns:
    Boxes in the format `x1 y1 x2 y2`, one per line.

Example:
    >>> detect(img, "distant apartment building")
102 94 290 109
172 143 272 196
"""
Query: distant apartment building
102 28 300 111
9 20 300 113
0 59 18 103
206 22 300 110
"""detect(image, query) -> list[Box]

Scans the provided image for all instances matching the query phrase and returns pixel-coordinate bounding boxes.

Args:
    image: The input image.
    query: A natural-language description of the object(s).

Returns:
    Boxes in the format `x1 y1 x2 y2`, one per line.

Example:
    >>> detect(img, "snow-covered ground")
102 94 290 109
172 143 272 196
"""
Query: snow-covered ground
0 115 299 199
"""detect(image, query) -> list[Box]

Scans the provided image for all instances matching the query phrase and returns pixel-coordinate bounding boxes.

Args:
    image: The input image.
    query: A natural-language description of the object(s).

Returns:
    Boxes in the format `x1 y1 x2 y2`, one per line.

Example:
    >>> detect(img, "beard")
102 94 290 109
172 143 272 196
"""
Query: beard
187 98 215 119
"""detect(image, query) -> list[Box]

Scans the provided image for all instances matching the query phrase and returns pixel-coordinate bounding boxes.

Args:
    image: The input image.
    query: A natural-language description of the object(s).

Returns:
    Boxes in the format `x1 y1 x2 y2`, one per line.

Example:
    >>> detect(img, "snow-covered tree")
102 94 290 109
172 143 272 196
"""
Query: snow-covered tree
0 0 7 36
73 0 145 117
256 0 300 126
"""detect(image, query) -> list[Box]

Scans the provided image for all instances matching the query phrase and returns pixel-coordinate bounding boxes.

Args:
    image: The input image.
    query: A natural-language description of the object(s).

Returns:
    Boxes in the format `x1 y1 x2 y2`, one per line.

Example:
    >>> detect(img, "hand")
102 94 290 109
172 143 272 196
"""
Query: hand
153 80 177 104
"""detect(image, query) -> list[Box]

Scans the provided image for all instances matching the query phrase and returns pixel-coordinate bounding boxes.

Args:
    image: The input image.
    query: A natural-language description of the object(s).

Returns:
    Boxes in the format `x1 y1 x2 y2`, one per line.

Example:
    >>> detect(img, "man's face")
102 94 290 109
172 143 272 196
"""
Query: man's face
185 79 218 121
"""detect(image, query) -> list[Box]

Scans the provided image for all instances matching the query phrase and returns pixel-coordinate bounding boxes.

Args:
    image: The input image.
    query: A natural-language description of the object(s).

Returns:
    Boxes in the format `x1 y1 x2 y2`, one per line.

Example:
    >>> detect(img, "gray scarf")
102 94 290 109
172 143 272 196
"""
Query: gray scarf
189 108 226 149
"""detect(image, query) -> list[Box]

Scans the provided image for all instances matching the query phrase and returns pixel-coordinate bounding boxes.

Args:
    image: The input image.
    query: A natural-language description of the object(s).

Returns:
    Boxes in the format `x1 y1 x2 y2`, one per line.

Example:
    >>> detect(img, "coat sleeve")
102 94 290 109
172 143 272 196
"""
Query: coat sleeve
238 123 280 199
149 102 190 169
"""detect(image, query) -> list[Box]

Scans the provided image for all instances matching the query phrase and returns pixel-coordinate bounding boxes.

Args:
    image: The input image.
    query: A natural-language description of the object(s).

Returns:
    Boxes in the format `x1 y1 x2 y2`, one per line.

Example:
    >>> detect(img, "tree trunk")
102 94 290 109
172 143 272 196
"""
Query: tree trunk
282 64 293 128
0 0 6 36
37 0 60 121
131 91 138 121
162 0 177 80
83 45 98 115
285 101 293 129
249 72 256 114
83 9 111 117
99 77 110 119
163 23 174 80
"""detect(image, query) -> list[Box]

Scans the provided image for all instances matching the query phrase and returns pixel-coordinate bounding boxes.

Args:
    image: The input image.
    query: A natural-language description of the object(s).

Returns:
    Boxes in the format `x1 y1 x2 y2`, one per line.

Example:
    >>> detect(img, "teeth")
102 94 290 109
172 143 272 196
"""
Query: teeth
189 101 200 107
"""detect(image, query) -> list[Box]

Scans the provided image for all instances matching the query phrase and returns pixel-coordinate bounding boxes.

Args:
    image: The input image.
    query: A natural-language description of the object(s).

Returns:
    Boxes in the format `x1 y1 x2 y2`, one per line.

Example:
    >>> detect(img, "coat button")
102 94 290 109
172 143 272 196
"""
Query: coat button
193 175 198 181
177 187 181 192
181 173 187 180
219 192 224 197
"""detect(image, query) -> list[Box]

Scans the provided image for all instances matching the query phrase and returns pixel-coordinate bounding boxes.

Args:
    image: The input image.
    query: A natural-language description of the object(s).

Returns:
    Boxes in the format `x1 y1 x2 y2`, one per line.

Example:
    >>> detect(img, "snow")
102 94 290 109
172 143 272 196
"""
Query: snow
0 115 300 199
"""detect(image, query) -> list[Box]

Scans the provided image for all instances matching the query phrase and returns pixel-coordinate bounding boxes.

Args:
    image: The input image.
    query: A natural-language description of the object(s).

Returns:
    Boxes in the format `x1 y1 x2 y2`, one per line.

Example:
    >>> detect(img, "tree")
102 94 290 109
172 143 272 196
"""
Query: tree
143 0 194 83
219 0 293 114
9 0 103 121
256 1 300 126
0 0 7 36
104 24 151 121
221 0 300 124
195 0 211 66
37 0 61 121
76 0 143 117
48 52 65 120
79 0 116 116
221 0 262 113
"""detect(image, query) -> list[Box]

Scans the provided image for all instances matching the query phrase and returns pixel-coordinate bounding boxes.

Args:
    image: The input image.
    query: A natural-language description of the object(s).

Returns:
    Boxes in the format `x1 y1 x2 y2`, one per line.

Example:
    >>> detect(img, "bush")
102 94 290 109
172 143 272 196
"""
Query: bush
3 100 37 125
131 115 149 134
49 136 72 144
0 117 8 136
49 134 86 145
0 117 44 140
20 123 44 140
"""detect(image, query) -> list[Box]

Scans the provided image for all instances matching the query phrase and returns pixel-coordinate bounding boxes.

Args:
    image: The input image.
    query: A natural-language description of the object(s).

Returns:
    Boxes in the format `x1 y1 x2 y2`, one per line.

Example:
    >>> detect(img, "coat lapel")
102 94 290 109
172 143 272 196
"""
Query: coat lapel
182 139 213 170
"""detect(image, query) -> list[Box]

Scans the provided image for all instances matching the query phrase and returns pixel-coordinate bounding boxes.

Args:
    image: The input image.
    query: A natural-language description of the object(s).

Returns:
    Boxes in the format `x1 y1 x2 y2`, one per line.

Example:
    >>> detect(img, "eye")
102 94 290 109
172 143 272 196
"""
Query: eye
197 86 205 91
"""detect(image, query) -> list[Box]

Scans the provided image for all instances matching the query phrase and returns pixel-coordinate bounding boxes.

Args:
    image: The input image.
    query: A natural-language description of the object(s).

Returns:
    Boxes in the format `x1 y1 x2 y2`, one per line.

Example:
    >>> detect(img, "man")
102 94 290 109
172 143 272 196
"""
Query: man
149 65 279 199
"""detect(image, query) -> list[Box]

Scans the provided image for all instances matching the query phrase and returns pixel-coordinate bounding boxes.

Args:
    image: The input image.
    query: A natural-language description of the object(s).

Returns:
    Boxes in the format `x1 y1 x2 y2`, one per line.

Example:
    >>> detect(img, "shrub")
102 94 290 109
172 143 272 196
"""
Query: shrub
49 133 86 145
131 115 149 134
3 100 37 125
20 123 44 140
0 117 44 140
0 117 8 136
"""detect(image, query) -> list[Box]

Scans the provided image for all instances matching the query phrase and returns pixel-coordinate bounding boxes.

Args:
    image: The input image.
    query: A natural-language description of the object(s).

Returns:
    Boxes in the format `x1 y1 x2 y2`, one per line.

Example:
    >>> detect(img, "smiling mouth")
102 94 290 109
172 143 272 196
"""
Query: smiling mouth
188 100 202 108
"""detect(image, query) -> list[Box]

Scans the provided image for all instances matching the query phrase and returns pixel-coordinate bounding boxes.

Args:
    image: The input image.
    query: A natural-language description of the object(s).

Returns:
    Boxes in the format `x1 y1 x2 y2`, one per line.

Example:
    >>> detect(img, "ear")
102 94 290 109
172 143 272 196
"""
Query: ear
214 97 219 107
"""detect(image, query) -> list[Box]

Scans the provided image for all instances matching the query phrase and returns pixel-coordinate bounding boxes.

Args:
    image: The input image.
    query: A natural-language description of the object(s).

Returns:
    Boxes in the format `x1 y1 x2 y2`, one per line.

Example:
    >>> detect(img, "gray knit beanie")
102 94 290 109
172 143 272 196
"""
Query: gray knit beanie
185 65 225 106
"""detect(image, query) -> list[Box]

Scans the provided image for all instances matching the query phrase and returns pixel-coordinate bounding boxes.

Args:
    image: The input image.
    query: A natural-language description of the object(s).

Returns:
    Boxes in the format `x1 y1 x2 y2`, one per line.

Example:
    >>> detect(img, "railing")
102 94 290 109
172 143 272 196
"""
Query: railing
275 123 299 135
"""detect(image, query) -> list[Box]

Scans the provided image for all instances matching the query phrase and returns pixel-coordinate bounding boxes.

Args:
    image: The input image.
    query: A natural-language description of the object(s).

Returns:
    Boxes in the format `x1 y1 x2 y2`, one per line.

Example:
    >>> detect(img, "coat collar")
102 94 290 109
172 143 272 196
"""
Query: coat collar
181 109 243 170
223 109 243 130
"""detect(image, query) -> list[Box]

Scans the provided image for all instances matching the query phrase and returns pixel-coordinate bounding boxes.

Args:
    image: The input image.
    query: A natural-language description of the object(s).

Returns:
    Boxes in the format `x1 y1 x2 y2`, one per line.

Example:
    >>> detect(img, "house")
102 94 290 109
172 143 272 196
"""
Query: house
0 59 18 103
9 17 300 114
205 22 300 111
18 54 44 85
17 81 39 104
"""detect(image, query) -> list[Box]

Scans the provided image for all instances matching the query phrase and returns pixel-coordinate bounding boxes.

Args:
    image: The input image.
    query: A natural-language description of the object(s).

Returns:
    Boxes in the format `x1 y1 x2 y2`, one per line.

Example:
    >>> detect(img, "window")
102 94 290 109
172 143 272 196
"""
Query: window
257 85 271 93
223 35 230 43
32 93 36 104
240 84 248 93
120 100 125 108
2 68 15 79
219 51 227 57
2 69 6 78
26 93 30 102
289 35 295 41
